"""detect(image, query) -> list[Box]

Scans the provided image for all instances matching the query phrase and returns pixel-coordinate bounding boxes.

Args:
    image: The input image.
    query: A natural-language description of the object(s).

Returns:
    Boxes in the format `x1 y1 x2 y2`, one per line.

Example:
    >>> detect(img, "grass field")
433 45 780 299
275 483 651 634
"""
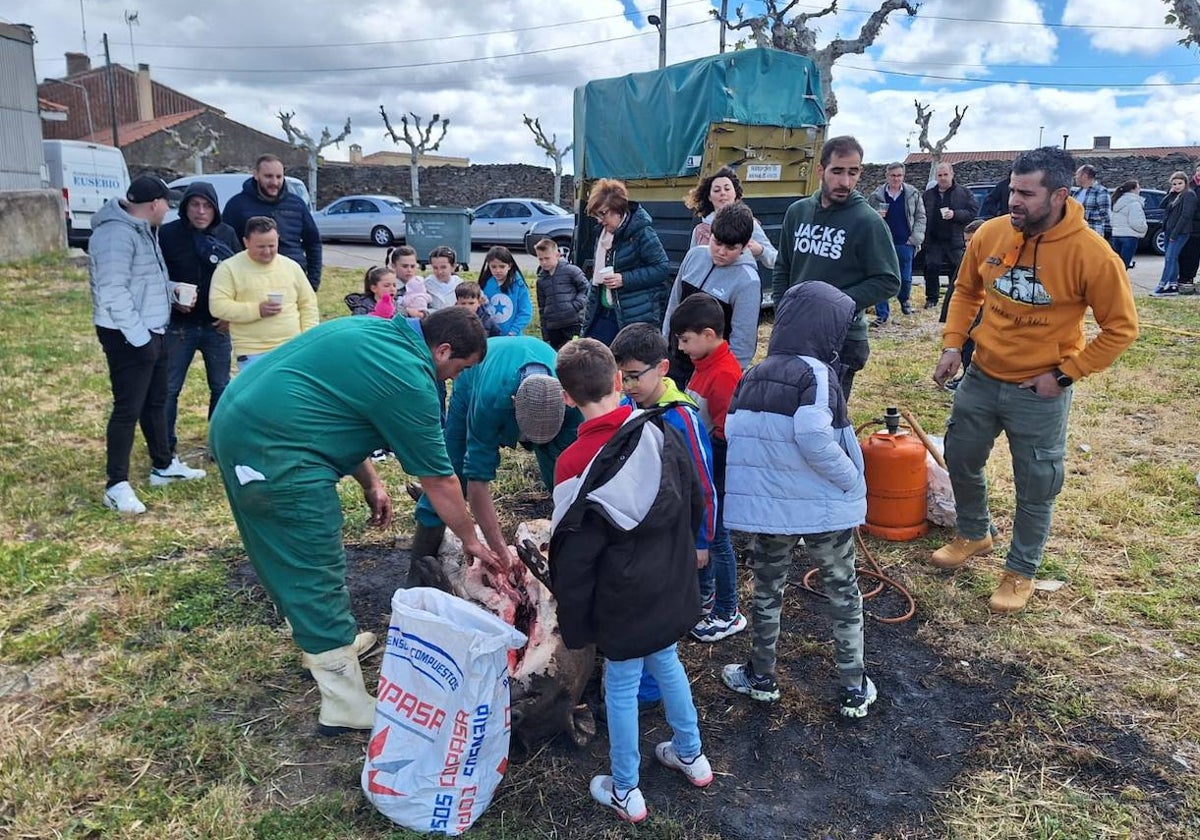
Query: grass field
0 254 1197 839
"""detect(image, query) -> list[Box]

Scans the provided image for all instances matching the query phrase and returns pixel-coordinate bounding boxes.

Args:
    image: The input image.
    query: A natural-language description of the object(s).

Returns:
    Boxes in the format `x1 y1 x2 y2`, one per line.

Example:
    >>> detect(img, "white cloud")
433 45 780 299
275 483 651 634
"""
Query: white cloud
1062 0 1182 55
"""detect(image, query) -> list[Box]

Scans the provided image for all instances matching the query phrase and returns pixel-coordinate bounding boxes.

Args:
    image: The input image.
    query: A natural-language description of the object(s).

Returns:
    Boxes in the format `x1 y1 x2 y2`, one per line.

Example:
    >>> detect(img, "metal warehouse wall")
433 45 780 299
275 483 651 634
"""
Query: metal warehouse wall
0 23 46 190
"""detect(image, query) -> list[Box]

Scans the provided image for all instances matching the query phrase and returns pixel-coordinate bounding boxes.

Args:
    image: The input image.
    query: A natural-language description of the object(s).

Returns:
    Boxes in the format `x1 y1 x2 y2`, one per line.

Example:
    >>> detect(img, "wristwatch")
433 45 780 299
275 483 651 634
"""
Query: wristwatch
1053 368 1073 388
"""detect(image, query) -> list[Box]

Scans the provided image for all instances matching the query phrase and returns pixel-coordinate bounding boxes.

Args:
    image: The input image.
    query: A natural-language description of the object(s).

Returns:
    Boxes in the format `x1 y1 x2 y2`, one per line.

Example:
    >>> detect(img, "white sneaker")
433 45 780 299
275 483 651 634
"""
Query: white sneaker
149 456 207 486
589 775 647 822
104 481 146 514
654 741 714 787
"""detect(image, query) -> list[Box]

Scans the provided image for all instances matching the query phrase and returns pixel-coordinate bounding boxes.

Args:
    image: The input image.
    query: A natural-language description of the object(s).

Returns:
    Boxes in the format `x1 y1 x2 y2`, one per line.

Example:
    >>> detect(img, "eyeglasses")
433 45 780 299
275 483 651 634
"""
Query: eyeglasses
620 365 655 385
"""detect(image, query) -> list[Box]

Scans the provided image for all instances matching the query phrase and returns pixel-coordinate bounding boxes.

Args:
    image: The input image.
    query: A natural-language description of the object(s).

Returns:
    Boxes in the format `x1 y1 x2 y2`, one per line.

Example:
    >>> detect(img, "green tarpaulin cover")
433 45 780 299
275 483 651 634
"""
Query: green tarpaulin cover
573 48 825 180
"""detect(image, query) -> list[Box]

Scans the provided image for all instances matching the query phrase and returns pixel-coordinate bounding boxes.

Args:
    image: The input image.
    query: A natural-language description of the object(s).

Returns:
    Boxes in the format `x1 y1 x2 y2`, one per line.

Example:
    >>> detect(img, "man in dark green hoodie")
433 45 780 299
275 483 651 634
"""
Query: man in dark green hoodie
772 136 901 398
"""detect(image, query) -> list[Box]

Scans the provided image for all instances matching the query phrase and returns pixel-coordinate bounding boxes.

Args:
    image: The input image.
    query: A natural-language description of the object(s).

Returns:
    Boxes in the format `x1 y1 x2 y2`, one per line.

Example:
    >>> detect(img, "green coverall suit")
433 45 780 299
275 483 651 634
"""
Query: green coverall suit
210 315 452 655
414 336 581 529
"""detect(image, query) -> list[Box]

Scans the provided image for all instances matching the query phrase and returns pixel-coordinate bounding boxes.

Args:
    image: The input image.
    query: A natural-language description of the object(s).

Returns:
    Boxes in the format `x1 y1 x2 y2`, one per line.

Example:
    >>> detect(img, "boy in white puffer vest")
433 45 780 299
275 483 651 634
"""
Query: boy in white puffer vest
720 280 876 718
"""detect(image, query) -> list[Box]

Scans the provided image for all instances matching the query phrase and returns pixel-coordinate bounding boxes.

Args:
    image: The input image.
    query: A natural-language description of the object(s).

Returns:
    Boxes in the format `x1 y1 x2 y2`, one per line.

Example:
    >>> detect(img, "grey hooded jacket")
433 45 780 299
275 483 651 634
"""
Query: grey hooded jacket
89 197 172 347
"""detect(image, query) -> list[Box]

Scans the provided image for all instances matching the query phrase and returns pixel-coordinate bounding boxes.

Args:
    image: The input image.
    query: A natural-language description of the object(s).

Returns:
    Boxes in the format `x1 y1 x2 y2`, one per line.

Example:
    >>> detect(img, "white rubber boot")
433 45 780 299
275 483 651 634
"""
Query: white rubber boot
307 645 377 735
299 630 378 668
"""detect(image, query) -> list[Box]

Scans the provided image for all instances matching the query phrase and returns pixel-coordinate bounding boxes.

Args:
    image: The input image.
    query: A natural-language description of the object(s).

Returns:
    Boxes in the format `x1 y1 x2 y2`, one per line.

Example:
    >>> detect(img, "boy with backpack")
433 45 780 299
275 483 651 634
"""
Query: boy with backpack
551 338 713 823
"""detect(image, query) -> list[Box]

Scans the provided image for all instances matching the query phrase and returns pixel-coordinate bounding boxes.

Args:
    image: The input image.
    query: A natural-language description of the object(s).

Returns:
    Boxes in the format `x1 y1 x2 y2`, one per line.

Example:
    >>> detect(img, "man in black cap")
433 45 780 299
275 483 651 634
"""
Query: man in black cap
90 175 207 514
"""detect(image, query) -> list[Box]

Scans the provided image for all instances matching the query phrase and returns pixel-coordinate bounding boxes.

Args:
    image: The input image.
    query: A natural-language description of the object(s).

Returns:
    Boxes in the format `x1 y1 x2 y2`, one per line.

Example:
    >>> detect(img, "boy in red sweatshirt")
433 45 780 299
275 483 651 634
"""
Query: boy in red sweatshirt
668 292 745 639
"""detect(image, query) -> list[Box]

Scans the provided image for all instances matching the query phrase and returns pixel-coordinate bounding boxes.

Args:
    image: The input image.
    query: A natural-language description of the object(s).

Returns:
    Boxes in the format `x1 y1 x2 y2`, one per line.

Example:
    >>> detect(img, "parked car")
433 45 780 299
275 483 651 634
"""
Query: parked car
163 173 312 227
523 214 576 259
314 194 407 246
471 198 569 247
966 182 997 220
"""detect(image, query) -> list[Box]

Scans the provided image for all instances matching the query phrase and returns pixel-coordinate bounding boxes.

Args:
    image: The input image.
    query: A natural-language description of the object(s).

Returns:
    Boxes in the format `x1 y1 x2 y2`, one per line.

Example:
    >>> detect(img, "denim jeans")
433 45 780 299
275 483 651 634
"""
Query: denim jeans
697 519 739 618
166 321 232 453
1158 235 1187 289
97 328 172 486
944 366 1072 578
605 644 702 791
1111 236 1138 269
875 242 914 320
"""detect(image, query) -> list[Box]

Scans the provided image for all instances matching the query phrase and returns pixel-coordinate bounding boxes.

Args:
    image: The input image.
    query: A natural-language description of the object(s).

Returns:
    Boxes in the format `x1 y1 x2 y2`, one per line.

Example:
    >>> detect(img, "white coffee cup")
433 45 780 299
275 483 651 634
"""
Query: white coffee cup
940 208 953 220
267 291 284 305
594 266 613 286
175 283 198 306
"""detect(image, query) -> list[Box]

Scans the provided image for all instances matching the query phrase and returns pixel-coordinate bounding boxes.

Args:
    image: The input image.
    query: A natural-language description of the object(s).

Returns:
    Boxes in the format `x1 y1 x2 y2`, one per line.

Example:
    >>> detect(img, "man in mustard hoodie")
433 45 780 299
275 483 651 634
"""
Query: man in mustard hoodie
930 146 1138 613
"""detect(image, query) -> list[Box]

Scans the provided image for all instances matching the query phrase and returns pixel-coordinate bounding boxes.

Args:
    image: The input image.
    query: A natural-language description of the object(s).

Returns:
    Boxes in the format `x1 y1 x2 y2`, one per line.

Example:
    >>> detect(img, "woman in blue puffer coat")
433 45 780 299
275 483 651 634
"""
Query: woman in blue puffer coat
581 179 670 345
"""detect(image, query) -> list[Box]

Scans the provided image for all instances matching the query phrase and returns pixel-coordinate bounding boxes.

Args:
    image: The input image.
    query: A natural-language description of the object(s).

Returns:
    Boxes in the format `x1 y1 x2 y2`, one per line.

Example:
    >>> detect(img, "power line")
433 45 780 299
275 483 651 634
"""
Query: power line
841 62 1200 88
143 20 712 75
789 1 1177 31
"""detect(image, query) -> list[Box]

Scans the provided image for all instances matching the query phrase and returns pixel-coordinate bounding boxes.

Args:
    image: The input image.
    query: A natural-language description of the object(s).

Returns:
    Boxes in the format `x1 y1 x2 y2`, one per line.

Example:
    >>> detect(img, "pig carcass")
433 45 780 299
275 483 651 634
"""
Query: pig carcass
410 519 597 753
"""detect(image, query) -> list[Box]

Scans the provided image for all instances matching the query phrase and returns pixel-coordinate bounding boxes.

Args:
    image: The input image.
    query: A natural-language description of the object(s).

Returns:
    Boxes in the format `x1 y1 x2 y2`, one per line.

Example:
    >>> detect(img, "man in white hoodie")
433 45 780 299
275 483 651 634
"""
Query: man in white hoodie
90 175 206 514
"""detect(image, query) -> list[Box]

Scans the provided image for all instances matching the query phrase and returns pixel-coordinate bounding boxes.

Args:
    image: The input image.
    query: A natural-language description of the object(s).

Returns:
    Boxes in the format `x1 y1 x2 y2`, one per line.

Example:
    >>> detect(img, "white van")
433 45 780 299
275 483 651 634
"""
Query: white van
164 173 313 226
42 140 131 246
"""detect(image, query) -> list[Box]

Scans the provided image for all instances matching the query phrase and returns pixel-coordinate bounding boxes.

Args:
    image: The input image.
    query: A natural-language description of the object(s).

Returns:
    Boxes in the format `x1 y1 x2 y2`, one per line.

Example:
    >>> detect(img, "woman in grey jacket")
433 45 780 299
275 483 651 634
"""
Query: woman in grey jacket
1109 180 1146 270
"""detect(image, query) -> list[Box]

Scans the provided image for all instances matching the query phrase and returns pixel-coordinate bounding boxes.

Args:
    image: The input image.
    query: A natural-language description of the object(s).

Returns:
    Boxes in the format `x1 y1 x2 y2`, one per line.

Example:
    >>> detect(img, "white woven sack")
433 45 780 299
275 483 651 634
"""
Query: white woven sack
362 586 527 835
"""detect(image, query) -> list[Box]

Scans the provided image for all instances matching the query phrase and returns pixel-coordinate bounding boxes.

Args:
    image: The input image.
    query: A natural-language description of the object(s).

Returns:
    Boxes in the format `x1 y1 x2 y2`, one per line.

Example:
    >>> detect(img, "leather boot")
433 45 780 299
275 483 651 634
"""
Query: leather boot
307 644 377 735
989 570 1034 613
930 534 993 569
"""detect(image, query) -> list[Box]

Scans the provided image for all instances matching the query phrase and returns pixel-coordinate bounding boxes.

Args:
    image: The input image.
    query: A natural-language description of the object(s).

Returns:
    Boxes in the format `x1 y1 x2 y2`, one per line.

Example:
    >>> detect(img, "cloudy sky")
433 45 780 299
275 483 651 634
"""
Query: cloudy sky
10 0 1200 180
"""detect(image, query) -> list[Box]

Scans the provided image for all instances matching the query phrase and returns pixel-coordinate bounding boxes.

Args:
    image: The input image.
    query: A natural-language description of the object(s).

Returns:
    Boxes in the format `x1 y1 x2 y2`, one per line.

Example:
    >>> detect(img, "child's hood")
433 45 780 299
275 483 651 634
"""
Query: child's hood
767 281 856 364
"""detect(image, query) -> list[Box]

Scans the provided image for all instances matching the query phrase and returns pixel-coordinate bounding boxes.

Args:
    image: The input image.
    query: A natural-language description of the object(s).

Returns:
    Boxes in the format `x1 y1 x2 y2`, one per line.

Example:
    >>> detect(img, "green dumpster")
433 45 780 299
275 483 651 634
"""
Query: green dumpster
404 207 474 270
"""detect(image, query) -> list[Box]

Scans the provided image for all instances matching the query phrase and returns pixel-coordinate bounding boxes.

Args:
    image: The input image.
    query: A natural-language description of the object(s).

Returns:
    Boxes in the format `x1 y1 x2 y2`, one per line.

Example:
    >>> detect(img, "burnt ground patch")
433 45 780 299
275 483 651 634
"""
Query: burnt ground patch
225 542 1188 838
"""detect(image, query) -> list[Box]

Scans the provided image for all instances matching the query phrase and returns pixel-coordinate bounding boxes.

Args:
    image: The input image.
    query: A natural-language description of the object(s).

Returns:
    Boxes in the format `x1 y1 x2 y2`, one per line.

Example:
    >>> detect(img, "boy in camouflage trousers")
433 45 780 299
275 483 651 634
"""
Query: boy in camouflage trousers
720 281 877 718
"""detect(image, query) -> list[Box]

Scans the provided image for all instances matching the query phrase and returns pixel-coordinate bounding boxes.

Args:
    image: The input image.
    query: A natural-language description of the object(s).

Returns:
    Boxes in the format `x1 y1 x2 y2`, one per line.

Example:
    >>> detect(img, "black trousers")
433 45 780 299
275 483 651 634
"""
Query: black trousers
839 337 871 401
924 242 964 306
543 325 579 350
97 327 172 486
1177 234 1200 283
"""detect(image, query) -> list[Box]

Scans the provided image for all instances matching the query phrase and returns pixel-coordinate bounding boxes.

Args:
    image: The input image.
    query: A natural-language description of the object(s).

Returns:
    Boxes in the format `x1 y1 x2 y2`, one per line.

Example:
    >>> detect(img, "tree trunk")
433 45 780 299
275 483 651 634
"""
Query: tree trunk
307 150 319 202
409 151 421 206
553 156 563 208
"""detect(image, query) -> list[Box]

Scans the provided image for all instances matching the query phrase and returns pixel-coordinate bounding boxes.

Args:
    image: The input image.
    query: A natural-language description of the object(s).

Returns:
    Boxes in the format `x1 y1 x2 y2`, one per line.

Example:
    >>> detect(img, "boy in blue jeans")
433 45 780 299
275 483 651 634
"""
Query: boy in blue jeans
721 281 877 718
551 338 713 823
669 293 748 641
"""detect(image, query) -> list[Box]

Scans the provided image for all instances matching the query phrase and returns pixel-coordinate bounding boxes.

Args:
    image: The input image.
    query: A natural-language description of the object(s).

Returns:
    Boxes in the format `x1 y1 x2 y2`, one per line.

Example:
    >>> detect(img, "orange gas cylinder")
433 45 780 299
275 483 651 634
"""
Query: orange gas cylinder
860 408 929 541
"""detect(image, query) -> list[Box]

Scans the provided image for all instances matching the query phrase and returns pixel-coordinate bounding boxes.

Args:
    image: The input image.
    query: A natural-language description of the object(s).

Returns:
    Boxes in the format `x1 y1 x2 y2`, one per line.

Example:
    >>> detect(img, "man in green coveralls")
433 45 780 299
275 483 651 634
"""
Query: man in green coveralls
209 307 497 735
412 336 582 563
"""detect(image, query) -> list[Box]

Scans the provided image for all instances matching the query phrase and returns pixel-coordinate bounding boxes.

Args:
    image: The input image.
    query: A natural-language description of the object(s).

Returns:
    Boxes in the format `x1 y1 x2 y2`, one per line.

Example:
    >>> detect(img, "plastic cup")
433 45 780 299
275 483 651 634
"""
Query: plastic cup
267 291 284 305
176 283 198 306
594 266 613 286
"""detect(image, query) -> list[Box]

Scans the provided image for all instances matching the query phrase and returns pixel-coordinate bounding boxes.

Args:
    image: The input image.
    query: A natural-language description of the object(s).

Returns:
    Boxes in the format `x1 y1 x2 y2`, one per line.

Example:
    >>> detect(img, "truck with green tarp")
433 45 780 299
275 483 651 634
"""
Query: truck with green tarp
571 48 828 306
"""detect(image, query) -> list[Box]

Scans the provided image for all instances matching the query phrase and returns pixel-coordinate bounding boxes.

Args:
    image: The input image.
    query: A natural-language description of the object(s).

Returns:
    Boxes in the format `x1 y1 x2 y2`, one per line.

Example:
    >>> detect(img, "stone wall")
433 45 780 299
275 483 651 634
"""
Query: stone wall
125 112 308 182
862 153 1200 193
303 161 576 209
0 190 67 264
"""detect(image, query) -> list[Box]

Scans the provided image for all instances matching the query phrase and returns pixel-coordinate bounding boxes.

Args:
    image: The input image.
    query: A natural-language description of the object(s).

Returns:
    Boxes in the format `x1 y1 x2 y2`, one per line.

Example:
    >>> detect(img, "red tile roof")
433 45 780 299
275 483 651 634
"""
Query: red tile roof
905 146 1200 165
78 109 207 146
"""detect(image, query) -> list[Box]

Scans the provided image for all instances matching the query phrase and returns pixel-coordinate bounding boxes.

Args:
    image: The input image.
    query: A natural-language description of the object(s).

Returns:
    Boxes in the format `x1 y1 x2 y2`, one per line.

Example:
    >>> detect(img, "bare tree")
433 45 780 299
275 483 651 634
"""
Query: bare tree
278 111 352 202
523 114 573 208
1166 0 1200 45
913 101 968 178
714 0 918 120
163 122 221 175
379 106 450 207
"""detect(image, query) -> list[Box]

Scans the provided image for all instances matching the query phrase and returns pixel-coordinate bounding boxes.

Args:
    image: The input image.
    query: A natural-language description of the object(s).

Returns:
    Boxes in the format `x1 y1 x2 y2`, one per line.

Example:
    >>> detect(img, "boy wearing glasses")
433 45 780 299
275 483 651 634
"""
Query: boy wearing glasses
612 322 744 645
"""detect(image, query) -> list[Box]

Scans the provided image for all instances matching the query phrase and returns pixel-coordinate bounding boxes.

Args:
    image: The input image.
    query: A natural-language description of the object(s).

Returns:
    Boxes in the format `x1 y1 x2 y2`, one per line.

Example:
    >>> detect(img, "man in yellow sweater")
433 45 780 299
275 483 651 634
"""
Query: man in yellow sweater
210 216 319 368
930 146 1138 613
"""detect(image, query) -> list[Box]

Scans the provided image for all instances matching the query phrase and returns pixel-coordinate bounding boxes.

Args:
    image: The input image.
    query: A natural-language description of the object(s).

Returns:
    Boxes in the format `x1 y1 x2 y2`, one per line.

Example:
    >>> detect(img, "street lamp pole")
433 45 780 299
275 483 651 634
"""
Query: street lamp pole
648 0 667 69
1038 126 1044 147
56 77 95 139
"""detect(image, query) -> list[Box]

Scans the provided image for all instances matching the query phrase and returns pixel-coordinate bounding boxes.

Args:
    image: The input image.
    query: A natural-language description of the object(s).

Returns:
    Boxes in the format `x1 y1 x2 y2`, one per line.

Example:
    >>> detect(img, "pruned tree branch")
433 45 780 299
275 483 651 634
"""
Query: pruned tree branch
713 0 919 119
277 111 352 202
163 122 221 175
523 114 573 207
380 105 450 206
914 101 968 177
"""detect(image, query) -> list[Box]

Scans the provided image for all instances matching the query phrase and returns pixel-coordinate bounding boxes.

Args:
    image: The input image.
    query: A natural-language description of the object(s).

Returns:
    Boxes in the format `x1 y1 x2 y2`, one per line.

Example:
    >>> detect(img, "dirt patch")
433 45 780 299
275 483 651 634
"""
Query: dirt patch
226 542 1184 837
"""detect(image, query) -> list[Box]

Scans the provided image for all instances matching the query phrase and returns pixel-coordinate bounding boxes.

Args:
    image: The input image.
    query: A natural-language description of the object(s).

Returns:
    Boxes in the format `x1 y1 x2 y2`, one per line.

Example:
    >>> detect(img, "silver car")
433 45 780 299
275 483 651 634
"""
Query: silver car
471 198 569 247
314 194 407 246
